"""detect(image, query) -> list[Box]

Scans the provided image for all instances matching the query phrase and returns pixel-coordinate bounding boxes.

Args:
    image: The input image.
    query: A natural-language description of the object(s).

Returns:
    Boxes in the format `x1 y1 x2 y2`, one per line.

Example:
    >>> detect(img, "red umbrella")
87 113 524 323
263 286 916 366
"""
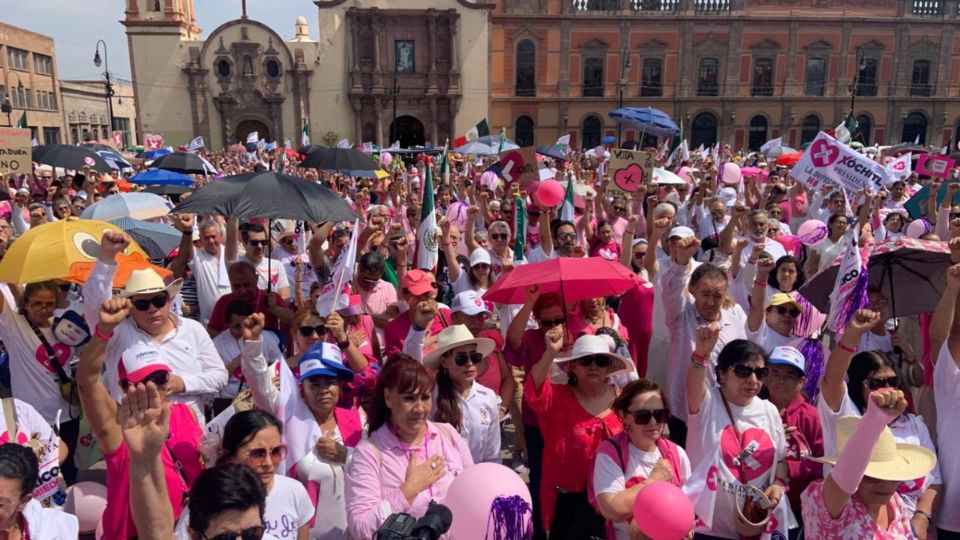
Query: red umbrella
775 152 804 167
482 257 640 305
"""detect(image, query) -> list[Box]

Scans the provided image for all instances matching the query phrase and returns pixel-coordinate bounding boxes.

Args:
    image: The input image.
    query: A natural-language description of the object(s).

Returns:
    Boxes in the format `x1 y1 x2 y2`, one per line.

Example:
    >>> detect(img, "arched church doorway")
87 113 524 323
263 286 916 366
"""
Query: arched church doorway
236 119 270 144
390 115 426 148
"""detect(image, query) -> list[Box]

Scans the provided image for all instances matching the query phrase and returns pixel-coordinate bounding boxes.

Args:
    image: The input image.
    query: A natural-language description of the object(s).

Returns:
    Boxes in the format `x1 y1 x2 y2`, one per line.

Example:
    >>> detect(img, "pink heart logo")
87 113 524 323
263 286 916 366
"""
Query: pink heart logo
893 161 906 171
810 139 841 168
84 157 96 167
613 163 644 192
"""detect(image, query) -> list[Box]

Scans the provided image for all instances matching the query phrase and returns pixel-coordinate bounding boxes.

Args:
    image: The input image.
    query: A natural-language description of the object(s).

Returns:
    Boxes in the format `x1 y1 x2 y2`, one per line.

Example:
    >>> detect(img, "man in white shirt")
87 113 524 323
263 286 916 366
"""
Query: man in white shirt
526 216 584 263
83 230 228 421
227 222 291 300
721 208 786 275
173 219 231 324
212 299 283 401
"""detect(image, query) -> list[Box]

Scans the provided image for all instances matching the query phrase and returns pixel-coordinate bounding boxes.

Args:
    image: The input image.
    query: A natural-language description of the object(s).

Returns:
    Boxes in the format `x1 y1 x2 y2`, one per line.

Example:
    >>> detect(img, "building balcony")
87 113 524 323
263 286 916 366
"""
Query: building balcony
568 0 688 14
911 0 943 16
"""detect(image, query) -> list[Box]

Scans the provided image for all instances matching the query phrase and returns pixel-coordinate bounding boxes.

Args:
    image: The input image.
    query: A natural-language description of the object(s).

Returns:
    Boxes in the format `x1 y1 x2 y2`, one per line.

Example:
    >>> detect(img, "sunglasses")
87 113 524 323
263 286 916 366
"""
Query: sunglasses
576 355 612 368
613 206 626 212
122 370 170 391
247 239 268 247
299 325 328 337
453 351 484 367
202 525 265 540
557 232 577 242
630 408 671 425
731 364 769 380
490 233 509 241
771 306 800 318
633 251 646 258
527 211 541 217
244 445 287 464
539 317 566 329
864 375 901 391
132 294 169 311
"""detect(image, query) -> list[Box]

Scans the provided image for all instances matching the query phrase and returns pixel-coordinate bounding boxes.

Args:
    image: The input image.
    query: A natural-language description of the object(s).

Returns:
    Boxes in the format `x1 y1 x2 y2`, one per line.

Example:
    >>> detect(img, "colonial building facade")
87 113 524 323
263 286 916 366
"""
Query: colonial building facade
490 0 960 150
0 22 65 143
122 0 492 149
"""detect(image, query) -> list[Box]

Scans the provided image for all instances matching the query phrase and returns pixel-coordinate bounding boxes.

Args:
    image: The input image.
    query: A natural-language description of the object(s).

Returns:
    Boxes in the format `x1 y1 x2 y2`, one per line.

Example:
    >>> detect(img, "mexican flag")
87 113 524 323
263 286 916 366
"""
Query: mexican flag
415 164 439 270
452 119 490 148
513 192 526 262
301 119 310 146
560 175 576 222
439 139 451 185
15 112 26 129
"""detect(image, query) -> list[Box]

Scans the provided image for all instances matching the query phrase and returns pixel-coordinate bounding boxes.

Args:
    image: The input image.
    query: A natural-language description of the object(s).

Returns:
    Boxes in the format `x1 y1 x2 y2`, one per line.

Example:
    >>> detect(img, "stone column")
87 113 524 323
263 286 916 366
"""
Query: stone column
430 99 439 146
449 11 461 88
937 26 955 97
784 22 798 97
837 23 851 99
372 11 383 90
427 10 438 93
375 99 384 146
724 21 743 98
559 20 570 97
679 21 694 98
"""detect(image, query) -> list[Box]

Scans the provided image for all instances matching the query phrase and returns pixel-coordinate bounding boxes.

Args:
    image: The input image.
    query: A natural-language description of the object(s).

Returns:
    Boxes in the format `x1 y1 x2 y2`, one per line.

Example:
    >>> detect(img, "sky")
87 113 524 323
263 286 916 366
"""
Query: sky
5 0 317 81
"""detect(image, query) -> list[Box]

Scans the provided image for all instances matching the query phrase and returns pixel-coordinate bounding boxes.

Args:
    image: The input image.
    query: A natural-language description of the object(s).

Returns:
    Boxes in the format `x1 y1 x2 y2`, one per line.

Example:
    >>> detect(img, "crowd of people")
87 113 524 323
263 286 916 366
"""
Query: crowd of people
0 137 957 540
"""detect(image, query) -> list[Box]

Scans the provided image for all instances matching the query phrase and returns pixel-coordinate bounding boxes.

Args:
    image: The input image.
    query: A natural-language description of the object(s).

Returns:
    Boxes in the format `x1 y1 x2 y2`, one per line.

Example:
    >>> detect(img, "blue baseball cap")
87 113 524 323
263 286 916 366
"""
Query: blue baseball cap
297 343 355 383
769 346 806 375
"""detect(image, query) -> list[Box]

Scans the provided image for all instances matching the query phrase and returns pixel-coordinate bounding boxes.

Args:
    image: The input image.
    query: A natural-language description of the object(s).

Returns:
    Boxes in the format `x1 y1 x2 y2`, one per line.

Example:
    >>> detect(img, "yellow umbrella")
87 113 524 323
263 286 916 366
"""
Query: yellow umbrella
0 219 169 286
374 168 390 180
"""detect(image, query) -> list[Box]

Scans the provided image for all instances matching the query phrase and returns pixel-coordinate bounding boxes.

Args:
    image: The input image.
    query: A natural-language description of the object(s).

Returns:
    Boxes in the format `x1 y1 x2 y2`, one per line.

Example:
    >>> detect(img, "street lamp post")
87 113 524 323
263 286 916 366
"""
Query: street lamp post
93 40 115 137
0 76 24 127
617 46 631 147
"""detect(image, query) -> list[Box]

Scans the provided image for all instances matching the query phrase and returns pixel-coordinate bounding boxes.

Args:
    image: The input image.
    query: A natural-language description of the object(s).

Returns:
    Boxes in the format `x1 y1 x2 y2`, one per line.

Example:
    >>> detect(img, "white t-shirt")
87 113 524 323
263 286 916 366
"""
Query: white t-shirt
261 475 314 539
0 299 70 423
236 254 291 293
746 321 798 354
189 247 231 323
212 330 284 399
593 443 693 540
278 251 317 302
432 382 501 464
814 237 844 273
737 236 787 269
934 340 960 532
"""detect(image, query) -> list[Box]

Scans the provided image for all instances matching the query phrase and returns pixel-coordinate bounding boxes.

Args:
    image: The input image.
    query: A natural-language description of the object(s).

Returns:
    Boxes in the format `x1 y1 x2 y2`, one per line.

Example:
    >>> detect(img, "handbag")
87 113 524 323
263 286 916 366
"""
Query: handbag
720 393 771 540
26 317 82 418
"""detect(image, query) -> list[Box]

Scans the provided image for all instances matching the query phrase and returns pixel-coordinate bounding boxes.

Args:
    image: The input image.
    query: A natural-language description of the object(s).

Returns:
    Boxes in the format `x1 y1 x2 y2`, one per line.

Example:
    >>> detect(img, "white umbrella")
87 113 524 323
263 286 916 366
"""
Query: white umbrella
652 167 686 185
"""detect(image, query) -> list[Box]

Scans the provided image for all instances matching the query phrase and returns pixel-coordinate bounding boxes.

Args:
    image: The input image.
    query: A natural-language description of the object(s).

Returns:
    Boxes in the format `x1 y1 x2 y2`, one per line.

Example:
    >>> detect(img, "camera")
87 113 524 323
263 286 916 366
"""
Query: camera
374 501 452 540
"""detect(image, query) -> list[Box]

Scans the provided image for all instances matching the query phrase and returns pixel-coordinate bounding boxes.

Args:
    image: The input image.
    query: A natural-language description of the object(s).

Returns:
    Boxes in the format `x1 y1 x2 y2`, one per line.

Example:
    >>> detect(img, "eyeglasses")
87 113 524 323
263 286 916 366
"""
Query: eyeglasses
244 445 287 466
576 355 612 368
281 237 295 245
539 317 566 329
613 206 626 213
864 375 901 391
731 365 769 381
453 351 484 367
299 325 328 337
202 525 265 540
771 306 800 318
247 239 268 247
132 294 169 311
490 233 509 241
633 251 646 258
527 211 541 217
122 370 170 391
629 408 671 425
557 232 577 242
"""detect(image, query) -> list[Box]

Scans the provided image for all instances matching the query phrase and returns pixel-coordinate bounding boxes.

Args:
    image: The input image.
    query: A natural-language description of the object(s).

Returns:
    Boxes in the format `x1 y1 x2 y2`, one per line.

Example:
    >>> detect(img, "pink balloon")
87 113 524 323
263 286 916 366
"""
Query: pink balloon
906 219 930 239
633 481 694 540
721 162 742 184
678 166 693 183
379 151 393 168
480 171 499 191
65 481 107 533
445 201 470 229
444 463 532 540
534 179 565 207
796 219 828 246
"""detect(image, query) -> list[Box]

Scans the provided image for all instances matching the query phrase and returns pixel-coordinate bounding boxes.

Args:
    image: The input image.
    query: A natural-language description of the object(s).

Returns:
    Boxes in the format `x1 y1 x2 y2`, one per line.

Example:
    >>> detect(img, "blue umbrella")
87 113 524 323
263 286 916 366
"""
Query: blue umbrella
536 145 568 162
95 150 132 170
601 135 616 145
144 148 173 160
109 217 181 260
130 168 195 187
608 107 680 138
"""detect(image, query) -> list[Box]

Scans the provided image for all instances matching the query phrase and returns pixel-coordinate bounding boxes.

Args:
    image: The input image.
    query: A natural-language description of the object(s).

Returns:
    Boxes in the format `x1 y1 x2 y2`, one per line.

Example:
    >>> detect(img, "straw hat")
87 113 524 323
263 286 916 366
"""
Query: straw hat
423 325 495 370
117 268 183 299
812 416 937 482
554 334 635 379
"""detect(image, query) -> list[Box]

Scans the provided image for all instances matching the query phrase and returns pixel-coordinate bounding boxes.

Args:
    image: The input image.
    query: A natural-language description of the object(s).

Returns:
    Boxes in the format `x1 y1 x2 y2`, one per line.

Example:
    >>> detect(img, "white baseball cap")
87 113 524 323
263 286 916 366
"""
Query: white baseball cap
718 187 738 208
668 226 695 240
769 346 805 375
451 290 491 317
469 248 492 267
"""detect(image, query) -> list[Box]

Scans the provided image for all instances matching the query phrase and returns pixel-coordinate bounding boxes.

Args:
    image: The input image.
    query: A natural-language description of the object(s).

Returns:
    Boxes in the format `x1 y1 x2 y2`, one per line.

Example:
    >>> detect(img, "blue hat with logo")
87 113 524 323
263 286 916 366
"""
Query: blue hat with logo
297 342 355 383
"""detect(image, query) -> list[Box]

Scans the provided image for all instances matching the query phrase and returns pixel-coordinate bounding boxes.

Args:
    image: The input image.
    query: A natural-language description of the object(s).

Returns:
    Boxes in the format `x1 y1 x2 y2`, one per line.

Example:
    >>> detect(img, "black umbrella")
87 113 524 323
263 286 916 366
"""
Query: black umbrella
32 144 113 173
171 171 356 223
150 152 215 174
299 147 378 173
299 145 327 156
536 145 568 162
143 184 192 196
80 142 120 153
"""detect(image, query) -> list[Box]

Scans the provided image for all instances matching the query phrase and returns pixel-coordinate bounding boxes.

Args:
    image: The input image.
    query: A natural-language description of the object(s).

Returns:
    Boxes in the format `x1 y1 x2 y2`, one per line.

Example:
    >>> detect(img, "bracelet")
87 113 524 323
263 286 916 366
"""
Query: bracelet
837 341 857 354
753 280 767 287
914 510 933 522
773 477 790 492
691 352 708 369
337 340 352 350
94 325 114 341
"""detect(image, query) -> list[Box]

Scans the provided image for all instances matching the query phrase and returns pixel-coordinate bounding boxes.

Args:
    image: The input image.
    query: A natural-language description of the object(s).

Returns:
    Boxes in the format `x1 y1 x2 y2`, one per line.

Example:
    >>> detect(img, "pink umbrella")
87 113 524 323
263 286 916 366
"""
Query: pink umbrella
482 257 640 305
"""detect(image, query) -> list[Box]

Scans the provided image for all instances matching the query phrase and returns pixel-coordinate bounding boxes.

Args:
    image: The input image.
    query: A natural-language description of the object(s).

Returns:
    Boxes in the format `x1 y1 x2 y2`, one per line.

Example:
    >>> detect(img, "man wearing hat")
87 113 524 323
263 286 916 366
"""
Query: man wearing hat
83 231 227 421
384 269 451 356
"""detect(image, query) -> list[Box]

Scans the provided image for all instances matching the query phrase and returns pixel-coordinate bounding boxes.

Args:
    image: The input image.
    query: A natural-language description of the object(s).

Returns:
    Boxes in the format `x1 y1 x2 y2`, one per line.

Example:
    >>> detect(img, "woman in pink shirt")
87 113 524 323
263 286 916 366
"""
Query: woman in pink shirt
344 354 474 539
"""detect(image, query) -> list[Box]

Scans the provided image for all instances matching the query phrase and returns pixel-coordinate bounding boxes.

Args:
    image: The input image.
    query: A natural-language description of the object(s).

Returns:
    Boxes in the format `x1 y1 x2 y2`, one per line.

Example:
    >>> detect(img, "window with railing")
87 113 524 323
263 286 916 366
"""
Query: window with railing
641 58 663 97
583 57 605 97
698 57 720 96
631 0 679 12
911 59 932 96
805 57 826 96
751 58 774 97
572 0 622 10
855 58 878 97
912 0 943 15
695 0 731 13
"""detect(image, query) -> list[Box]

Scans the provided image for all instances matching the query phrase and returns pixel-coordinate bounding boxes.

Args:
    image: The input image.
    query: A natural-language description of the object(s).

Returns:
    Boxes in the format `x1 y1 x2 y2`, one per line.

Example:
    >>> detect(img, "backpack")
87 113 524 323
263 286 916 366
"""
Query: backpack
587 432 683 540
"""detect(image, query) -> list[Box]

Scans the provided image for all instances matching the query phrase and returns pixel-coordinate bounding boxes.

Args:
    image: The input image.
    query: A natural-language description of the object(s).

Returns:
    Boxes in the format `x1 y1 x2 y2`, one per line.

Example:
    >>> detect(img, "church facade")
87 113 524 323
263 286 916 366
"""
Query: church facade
122 0 493 149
